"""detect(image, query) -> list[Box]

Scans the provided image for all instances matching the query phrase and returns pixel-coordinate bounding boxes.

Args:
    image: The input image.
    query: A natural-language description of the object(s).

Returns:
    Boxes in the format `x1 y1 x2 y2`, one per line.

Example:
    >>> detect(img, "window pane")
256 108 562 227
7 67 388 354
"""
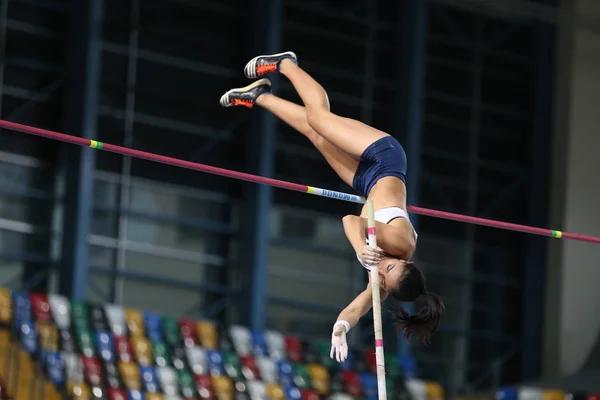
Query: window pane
93 179 119 207
0 196 53 226
0 261 22 286
92 210 119 237
126 217 216 253
0 229 48 254
124 250 208 282
267 302 338 337
129 183 228 222
0 161 54 192
90 245 115 267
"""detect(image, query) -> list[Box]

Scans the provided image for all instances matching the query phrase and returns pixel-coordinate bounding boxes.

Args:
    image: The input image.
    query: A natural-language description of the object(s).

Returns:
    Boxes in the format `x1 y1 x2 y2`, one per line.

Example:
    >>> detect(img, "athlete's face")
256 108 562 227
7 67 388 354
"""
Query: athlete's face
377 258 408 292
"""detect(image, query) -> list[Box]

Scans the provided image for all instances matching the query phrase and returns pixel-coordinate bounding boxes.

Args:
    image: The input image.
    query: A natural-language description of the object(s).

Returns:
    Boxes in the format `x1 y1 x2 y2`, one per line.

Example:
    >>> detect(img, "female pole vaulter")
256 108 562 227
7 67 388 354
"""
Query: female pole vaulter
220 51 444 361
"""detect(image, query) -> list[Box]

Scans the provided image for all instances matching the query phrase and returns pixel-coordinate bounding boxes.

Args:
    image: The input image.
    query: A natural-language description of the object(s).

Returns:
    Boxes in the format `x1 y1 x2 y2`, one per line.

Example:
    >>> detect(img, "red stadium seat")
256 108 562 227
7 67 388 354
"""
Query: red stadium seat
341 371 363 398
179 319 200 348
239 355 260 380
300 389 320 400
283 336 303 364
362 349 377 375
30 293 52 322
114 335 135 363
82 356 104 387
108 388 128 400
194 373 215 399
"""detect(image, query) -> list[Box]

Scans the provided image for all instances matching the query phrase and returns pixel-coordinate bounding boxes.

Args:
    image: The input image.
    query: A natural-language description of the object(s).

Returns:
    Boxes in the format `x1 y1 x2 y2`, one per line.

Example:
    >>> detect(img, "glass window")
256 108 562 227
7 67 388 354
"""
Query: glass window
93 179 119 207
266 302 338 337
126 217 217 253
0 161 54 192
0 196 53 226
123 250 209 282
91 210 119 237
89 245 116 268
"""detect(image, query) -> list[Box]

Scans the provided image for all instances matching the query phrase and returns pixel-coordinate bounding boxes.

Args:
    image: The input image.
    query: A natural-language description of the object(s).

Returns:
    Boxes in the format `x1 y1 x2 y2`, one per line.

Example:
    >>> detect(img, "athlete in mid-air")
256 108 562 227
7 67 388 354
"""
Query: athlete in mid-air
220 52 444 361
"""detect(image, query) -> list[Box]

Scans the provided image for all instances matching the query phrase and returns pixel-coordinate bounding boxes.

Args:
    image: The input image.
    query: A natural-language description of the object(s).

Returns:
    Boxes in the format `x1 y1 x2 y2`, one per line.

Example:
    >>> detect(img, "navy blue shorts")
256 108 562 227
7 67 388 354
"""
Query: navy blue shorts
352 136 407 197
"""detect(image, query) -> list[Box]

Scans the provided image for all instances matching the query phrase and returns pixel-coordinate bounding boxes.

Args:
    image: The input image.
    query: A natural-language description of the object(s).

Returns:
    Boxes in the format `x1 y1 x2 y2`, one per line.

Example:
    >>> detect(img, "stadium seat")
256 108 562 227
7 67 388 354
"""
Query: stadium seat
519 387 544 400
283 385 302 400
96 331 116 363
384 352 400 379
115 335 135 363
197 321 218 350
232 379 251 400
131 335 154 366
301 341 318 364
292 364 311 389
362 349 377 375
340 370 362 398
140 365 160 393
251 331 269 357
187 346 208 375
48 294 69 328
222 351 243 380
587 394 600 400
71 300 89 330
108 388 128 400
127 389 147 400
240 355 260 380
543 390 566 400
60 328 77 353
300 389 319 400
74 326 96 357
43 350 66 387
69 381 92 400
256 356 277 383
194 373 214 399
218 327 235 353
212 375 234 399
37 321 59 351
64 352 85 384
276 360 294 388
162 317 182 348
13 291 32 327
313 343 335 371
266 383 286 400
105 304 127 336
153 340 170 368
0 289 11 327
230 325 252 357
179 319 199 348
264 331 285 361
119 361 142 390
105 360 122 389
19 321 38 354
496 387 518 400
144 312 163 343
328 394 354 400
170 344 188 371
424 381 444 400
82 356 104 386
565 392 587 400
246 379 266 400
146 393 165 400
405 379 427 400
359 372 378 400
283 336 303 364
126 309 146 337
156 366 179 396
207 350 225 377
30 292 52 322
307 363 329 395
90 305 110 332
177 368 197 398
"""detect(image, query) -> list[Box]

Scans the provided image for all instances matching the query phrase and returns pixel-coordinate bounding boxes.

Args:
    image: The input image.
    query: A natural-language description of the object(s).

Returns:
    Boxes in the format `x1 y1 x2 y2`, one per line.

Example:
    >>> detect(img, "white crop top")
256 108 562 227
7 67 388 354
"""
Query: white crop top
356 206 418 270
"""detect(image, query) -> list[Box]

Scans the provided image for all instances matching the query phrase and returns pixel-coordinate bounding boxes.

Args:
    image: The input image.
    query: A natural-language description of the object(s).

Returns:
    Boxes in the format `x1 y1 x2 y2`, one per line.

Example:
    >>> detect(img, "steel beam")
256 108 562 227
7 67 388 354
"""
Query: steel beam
522 0 556 380
237 0 283 331
395 0 429 376
57 0 103 300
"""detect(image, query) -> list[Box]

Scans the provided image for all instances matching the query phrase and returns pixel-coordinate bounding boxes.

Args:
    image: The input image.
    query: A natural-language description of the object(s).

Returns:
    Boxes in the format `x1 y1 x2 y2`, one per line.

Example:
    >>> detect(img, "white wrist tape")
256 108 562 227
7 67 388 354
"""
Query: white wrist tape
333 320 350 334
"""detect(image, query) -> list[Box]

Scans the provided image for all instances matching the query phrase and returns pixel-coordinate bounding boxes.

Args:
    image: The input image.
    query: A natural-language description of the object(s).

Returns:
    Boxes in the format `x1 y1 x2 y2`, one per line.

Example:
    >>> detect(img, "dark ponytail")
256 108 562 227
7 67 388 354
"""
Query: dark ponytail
389 262 445 345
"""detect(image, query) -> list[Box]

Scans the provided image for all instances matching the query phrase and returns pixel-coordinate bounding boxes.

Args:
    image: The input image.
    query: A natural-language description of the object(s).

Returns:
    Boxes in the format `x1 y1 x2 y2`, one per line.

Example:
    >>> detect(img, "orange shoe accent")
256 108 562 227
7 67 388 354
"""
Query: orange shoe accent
256 63 277 75
232 99 253 108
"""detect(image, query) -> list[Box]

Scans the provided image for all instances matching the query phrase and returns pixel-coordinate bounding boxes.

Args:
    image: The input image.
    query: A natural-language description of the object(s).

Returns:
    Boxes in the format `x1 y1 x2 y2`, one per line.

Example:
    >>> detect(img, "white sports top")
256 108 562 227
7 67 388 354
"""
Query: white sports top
357 206 418 270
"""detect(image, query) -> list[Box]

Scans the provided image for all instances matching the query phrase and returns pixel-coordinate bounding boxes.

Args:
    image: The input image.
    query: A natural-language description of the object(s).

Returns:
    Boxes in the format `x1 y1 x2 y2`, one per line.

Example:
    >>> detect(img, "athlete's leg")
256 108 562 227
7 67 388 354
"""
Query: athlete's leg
278 59 389 158
256 94 358 187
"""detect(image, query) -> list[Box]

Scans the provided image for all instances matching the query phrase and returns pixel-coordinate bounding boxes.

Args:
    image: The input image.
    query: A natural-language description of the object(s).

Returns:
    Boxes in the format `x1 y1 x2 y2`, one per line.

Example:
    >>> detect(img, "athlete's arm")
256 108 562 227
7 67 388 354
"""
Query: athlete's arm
335 278 389 329
343 215 415 258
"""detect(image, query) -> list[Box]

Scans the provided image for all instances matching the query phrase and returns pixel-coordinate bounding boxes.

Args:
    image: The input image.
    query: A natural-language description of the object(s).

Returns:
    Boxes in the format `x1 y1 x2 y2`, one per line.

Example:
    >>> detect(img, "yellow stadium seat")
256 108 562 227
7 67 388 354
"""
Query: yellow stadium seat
425 381 444 400
146 393 165 400
0 289 11 327
197 321 219 349
119 361 141 390
131 335 153 367
307 363 330 395
543 390 566 400
266 383 286 400
36 322 58 352
69 382 92 400
125 308 145 337
212 375 234 400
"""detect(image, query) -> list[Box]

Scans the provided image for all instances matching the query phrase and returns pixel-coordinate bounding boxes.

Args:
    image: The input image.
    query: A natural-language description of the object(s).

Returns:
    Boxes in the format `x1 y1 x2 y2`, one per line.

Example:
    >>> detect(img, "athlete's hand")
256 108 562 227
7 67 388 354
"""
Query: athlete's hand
330 325 348 363
361 245 384 266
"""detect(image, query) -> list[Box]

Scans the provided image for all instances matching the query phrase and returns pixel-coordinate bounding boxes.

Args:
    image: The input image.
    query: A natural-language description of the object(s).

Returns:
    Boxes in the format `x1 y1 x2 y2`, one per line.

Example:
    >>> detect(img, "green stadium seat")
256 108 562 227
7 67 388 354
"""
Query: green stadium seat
222 351 243 380
75 326 96 357
176 368 196 398
162 317 181 348
314 342 336 370
71 300 90 330
292 364 311 389
152 341 170 368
